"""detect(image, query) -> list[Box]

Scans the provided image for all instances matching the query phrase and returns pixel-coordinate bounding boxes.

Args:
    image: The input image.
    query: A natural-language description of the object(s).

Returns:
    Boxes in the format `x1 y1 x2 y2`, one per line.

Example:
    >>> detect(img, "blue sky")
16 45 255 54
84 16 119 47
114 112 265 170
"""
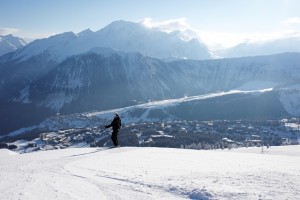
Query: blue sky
1 0 300 49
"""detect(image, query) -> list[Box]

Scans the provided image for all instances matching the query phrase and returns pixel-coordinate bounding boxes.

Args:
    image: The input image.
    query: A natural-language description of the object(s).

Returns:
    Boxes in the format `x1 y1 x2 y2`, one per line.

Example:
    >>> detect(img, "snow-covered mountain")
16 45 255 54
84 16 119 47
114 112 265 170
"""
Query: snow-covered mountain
1 146 299 199
216 37 300 58
93 20 212 60
10 20 211 62
0 34 27 56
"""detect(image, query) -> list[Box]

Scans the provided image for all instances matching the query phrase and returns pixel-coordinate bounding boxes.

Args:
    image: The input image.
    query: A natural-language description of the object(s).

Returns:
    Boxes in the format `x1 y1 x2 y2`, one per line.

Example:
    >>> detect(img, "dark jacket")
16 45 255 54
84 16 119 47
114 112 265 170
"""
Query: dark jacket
106 115 121 131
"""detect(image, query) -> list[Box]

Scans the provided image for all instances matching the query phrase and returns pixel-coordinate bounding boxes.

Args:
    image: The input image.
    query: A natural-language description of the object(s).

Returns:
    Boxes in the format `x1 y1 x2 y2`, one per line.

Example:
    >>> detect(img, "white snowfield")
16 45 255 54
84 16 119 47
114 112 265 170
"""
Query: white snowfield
0 146 299 200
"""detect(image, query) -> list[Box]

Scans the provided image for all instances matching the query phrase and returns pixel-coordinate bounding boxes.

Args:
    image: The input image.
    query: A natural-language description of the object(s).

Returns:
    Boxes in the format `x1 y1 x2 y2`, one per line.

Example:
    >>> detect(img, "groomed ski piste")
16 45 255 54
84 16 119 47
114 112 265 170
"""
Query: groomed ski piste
1 145 299 200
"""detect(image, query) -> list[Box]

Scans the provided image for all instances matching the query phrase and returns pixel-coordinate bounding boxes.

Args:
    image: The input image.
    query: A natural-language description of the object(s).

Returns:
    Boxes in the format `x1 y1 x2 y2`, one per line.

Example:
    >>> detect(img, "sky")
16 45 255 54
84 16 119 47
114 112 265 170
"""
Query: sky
1 0 300 49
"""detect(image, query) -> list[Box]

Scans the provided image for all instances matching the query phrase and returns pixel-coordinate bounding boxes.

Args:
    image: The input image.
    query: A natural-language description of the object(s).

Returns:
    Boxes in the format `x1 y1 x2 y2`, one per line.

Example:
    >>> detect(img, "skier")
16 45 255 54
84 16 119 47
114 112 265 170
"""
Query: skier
105 112 122 147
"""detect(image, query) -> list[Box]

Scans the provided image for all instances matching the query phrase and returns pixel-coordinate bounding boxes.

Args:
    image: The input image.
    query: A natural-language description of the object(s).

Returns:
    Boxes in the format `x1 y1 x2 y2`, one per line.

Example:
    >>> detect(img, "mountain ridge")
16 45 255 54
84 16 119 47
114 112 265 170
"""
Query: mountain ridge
0 34 27 56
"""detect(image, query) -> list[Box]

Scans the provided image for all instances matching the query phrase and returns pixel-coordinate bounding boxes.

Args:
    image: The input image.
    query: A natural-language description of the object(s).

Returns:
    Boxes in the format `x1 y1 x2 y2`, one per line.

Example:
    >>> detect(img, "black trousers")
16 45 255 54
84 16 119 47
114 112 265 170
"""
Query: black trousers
111 130 119 146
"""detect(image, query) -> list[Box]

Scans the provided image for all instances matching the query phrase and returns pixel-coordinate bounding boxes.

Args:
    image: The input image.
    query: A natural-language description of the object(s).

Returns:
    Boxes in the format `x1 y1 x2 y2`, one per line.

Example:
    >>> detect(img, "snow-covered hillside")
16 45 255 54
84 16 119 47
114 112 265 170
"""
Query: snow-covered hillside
0 146 299 200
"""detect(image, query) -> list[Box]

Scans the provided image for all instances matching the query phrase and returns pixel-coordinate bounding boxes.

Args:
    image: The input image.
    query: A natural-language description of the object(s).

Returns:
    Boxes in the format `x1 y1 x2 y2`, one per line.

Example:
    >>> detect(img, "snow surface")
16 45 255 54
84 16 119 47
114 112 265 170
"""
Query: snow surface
1 145 299 200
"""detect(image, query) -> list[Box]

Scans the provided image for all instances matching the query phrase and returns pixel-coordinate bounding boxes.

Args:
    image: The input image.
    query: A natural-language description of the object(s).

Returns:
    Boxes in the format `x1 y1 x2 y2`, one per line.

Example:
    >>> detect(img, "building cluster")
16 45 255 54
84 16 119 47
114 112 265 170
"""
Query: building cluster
3 118 300 153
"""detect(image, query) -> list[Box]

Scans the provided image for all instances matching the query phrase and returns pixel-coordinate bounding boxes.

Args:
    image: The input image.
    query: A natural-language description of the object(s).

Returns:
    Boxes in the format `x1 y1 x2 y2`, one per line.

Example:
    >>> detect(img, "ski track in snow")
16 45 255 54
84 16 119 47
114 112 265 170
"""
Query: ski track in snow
0 146 300 200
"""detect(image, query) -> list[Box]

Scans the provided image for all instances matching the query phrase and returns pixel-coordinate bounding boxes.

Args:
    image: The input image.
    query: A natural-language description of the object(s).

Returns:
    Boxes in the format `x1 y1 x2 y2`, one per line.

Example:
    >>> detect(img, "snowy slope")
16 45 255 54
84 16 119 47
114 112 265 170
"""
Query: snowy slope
0 146 299 200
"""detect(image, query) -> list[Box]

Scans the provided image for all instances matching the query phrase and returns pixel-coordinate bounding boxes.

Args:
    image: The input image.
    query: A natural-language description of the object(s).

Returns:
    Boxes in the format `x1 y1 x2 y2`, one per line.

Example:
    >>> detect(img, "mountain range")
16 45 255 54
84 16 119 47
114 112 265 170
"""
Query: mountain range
2 20 300 60
1 20 300 137
5 20 211 62
216 37 300 58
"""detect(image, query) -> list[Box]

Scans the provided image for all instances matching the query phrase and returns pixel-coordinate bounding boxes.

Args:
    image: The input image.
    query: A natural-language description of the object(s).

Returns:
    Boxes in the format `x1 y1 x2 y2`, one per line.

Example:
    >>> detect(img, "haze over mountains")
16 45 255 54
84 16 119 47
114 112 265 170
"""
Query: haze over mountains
1 20 300 137
217 37 300 58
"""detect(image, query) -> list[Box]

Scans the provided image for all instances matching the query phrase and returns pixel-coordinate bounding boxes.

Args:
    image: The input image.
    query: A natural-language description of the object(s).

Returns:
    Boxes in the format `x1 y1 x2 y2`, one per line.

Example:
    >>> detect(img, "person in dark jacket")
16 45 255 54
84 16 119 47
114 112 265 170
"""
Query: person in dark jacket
105 112 122 147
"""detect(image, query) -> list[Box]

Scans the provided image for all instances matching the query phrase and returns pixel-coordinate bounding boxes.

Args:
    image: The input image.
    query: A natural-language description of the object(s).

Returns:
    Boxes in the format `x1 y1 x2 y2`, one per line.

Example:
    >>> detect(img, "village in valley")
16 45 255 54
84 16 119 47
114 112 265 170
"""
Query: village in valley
2 117 299 153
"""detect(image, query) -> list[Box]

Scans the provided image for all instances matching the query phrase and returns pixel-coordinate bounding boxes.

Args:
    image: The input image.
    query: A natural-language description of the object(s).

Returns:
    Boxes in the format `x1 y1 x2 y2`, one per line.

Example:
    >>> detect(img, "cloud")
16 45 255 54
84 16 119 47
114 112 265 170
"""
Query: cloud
139 18 190 33
197 31 247 50
282 17 300 24
197 30 300 50
0 27 20 35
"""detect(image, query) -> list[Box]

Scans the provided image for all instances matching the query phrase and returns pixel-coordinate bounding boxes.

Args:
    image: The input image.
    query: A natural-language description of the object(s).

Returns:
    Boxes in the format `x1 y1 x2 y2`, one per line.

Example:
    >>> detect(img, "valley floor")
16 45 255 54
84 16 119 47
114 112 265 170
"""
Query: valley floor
0 146 300 200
